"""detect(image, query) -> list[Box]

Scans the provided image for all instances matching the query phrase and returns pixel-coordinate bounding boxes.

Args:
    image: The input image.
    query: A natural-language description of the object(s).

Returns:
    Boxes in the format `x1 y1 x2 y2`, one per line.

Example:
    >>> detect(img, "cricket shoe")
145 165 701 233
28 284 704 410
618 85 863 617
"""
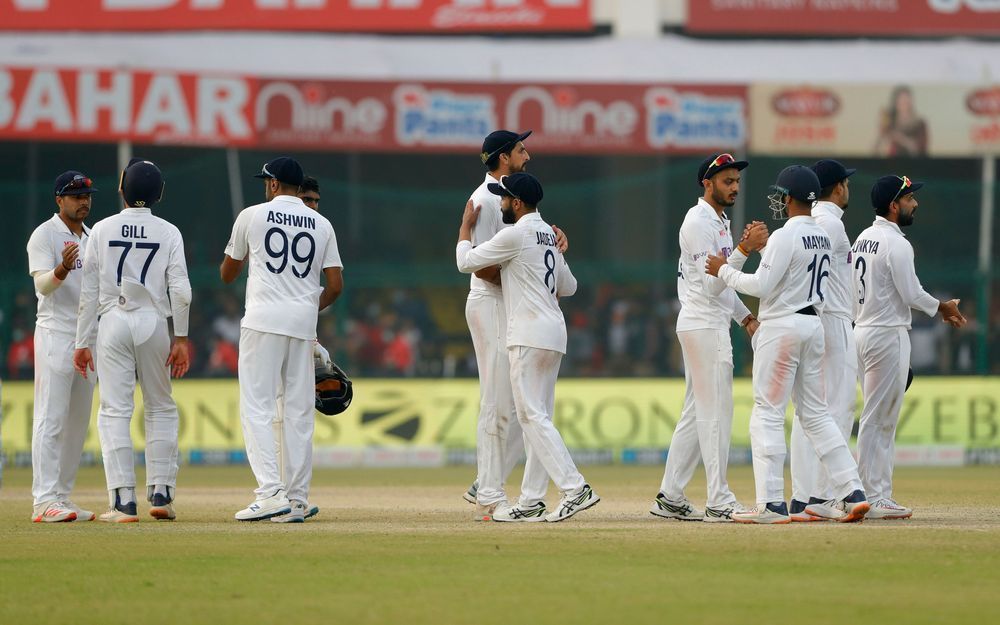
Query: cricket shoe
789 499 824 522
304 504 320 520
805 490 870 523
462 480 479 504
64 500 95 522
704 501 750 523
733 502 791 525
32 501 77 523
99 496 139 524
149 493 176 521
474 500 503 522
492 501 547 523
546 484 600 523
649 493 703 521
235 490 292 522
866 498 912 520
271 501 306 524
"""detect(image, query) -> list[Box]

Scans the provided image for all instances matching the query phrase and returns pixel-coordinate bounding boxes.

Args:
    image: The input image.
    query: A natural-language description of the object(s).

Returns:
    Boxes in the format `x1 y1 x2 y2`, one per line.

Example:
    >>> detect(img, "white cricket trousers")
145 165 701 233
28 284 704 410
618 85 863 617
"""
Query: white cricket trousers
749 315 863 506
32 327 96 506
95 309 179 492
466 295 543 505
855 326 910 502
508 346 585 496
658 328 738 508
239 328 314 502
791 313 858 502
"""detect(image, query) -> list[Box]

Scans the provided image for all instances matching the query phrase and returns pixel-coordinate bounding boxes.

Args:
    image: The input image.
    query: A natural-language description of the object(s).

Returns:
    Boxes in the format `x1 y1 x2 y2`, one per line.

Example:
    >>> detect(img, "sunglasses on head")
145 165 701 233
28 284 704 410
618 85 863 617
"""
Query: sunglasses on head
893 175 913 201
58 175 93 195
708 153 736 170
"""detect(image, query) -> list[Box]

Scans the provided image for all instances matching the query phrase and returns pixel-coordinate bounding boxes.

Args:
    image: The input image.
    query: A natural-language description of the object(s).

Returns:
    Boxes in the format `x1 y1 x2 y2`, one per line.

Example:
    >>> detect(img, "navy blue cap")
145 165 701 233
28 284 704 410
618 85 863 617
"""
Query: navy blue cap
481 130 531 165
254 156 304 187
120 158 164 208
811 159 856 188
772 165 821 203
487 173 543 206
871 175 924 211
698 153 749 187
54 171 97 196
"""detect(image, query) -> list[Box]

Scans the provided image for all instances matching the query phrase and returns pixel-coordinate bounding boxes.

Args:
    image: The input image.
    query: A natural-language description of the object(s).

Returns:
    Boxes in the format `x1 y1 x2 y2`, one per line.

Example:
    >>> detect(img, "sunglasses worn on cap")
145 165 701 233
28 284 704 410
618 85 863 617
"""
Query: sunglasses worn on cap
58 175 93 195
708 153 736 170
893 175 913 201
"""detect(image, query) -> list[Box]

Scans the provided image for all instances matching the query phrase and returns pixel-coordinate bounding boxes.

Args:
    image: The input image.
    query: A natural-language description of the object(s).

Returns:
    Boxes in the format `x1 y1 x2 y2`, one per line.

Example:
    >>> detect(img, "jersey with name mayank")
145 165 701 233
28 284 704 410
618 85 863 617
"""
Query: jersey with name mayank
225 195 342 341
719 215 831 321
456 211 576 353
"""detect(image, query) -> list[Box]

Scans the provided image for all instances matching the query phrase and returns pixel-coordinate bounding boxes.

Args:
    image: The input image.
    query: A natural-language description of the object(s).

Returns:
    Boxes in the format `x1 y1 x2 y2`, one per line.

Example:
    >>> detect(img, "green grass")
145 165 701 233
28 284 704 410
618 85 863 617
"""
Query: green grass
2 465 999 625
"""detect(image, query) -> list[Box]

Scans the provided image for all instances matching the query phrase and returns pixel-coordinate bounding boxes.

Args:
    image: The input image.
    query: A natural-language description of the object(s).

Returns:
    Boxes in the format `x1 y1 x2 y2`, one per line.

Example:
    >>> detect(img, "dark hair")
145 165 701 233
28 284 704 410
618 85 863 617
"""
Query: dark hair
819 183 838 200
485 145 516 171
875 203 891 217
300 176 320 194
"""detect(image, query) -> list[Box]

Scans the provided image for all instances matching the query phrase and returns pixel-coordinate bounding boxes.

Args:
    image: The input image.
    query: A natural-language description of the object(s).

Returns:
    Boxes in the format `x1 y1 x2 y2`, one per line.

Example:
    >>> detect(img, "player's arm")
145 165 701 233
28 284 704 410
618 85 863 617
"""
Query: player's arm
73 227 102 378
466 198 502 284
220 209 250 284
555 254 577 298
28 229 81 295
888 243 966 327
164 230 192 377
728 221 768 273
682 223 730 297
456 202 518 273
319 225 344 311
712 230 792 298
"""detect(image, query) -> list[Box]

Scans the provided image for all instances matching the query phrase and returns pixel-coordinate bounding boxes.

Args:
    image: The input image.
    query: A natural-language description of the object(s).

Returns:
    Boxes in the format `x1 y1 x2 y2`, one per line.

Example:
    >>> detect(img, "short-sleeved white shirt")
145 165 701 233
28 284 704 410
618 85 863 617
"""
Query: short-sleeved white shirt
225 195 342 341
26 213 90 336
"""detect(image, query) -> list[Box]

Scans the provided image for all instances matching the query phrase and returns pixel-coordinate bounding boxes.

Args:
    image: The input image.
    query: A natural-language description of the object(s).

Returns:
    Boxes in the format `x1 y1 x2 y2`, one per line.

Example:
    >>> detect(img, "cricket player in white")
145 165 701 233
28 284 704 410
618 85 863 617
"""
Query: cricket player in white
222 156 343 523
457 173 599 523
651 153 767 523
74 159 191 523
852 175 965 520
707 165 869 524
462 130 562 519
788 160 859 522
27 171 99 523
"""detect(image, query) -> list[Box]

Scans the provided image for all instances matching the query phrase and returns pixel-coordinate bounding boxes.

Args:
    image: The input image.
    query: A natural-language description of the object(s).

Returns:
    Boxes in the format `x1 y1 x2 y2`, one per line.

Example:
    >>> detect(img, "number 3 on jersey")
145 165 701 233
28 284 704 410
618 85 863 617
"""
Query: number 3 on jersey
542 249 556 294
265 227 315 278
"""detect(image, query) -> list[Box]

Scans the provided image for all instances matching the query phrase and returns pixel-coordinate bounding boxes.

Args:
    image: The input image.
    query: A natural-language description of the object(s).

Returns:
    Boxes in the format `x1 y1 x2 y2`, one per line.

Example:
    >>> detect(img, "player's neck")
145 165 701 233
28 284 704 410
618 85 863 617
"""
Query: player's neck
58 213 84 237
702 195 726 217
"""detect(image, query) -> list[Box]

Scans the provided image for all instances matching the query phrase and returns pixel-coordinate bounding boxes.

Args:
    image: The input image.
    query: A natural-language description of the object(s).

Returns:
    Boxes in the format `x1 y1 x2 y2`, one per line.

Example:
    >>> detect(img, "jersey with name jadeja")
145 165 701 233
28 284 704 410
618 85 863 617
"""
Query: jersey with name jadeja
225 195 342 341
76 207 190 346
719 215 832 321
456 211 576 353
468 173 506 298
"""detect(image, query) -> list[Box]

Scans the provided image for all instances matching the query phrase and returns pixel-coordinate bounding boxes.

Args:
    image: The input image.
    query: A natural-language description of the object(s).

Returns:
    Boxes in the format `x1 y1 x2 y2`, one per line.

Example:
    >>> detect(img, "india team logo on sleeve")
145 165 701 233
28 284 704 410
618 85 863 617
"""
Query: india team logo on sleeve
644 87 746 149
393 84 497 146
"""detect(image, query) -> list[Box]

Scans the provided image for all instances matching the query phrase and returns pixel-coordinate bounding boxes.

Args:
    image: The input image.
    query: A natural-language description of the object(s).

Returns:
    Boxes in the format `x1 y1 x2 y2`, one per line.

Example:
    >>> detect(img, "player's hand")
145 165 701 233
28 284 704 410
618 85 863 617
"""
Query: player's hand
73 348 94 379
461 200 481 228
705 253 726 277
552 225 569 253
61 242 79 271
939 298 967 328
742 315 760 338
740 221 769 252
313 341 333 370
166 338 190 378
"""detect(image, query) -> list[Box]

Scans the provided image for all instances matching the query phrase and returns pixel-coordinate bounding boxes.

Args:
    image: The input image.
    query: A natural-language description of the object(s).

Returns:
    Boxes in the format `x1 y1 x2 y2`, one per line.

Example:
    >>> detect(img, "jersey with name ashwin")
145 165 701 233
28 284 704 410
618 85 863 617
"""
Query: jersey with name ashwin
76 207 191 348
456 212 576 353
851 216 938 329
467 173 506 298
718 215 831 321
27 213 90 336
811 201 853 320
225 195 342 341
676 198 751 332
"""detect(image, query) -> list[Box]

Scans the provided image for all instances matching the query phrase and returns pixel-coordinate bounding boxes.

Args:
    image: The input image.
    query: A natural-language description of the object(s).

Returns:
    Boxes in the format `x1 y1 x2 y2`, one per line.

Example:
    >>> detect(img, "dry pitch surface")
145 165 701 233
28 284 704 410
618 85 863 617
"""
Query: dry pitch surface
2 465 999 625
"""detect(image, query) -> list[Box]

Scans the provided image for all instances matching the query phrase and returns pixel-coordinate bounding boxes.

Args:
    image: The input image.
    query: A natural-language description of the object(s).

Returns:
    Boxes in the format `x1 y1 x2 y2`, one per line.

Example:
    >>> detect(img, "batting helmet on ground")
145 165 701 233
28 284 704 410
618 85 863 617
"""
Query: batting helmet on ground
120 158 164 208
315 362 353 416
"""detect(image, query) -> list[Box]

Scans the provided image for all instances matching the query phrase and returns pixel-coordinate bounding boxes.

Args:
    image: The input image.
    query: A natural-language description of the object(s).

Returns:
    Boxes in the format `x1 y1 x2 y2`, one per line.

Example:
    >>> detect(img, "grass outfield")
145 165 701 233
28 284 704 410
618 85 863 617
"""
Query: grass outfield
2 465 999 625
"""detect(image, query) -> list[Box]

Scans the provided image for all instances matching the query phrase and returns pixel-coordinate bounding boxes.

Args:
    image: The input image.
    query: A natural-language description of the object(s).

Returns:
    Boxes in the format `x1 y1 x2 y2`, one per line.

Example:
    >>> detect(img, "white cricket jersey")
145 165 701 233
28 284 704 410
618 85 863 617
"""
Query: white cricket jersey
468 173 506 298
676 199 752 332
718 215 831 321
456 211 577 354
26 214 90 336
812 201 853 320
225 195 342 341
851 216 939 329
76 207 191 348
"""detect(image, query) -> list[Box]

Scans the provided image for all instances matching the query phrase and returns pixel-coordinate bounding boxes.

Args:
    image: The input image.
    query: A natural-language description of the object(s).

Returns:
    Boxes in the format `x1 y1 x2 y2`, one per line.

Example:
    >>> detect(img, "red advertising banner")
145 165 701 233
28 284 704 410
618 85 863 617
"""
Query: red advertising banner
687 0 1000 36
0 65 750 154
0 0 591 32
